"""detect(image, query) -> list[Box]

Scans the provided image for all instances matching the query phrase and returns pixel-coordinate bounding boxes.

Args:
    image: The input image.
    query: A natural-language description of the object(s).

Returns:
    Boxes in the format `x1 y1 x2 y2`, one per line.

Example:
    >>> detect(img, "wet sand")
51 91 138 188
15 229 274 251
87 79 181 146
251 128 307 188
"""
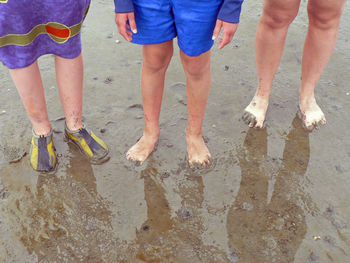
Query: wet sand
1 0 350 262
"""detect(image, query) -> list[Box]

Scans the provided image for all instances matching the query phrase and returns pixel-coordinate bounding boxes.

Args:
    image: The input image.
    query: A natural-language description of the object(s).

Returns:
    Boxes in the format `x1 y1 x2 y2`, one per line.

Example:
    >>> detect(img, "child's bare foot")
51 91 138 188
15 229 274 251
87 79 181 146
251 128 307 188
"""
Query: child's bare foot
186 129 211 167
298 97 326 131
126 128 159 164
242 95 269 129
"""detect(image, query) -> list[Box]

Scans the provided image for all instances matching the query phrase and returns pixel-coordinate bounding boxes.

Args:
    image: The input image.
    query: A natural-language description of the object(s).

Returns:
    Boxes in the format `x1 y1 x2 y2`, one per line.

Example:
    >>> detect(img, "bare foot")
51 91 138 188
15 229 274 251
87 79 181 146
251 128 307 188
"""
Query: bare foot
298 97 326 131
242 95 269 129
186 130 211 167
126 130 159 164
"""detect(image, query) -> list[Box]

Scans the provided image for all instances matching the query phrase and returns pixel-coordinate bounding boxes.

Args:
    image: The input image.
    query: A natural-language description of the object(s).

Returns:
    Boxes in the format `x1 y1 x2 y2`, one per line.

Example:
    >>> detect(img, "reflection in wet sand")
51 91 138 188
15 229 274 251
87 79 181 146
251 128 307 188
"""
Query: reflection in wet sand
134 162 227 262
227 116 309 263
2 147 132 262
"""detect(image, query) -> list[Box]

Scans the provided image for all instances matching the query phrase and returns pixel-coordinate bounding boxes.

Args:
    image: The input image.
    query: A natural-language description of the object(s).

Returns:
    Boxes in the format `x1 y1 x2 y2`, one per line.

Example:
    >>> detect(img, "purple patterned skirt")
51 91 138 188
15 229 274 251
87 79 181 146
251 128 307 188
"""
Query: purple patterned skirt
0 0 90 69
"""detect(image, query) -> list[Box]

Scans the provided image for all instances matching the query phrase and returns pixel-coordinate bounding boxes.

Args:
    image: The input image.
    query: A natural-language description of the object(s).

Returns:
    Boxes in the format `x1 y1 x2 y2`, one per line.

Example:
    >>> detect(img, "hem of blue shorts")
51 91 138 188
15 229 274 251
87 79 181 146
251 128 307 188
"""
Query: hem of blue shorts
2 50 82 69
131 34 177 46
178 40 214 57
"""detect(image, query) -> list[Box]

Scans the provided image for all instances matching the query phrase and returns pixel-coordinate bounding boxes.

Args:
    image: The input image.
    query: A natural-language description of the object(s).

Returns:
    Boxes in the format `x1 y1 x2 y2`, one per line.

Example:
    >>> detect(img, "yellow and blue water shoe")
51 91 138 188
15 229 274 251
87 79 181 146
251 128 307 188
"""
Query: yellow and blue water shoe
65 124 109 164
30 129 57 172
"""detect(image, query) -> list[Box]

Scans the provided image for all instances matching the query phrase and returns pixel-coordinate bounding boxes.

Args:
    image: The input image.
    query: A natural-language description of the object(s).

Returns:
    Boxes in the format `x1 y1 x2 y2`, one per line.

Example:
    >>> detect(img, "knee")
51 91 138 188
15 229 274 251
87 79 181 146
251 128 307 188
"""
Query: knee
308 5 343 30
260 9 297 30
143 49 173 73
182 54 210 79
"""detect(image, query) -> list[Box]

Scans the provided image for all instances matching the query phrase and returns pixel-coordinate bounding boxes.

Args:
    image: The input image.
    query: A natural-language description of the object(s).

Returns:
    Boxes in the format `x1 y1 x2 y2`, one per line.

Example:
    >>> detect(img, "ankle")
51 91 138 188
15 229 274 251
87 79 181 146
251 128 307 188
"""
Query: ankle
255 87 271 99
186 127 202 137
299 95 316 106
65 119 83 131
33 126 52 136
144 123 160 138
253 93 270 102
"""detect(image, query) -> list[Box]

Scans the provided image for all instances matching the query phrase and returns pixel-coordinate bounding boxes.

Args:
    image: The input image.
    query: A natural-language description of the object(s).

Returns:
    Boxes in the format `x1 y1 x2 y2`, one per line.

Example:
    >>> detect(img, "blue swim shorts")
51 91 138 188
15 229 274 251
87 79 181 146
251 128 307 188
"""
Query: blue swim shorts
131 0 222 57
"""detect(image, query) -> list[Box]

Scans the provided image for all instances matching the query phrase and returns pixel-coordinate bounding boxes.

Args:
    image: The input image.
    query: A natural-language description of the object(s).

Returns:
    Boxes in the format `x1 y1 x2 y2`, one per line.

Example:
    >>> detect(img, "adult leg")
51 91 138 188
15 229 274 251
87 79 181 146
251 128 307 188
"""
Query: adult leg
299 0 346 131
126 40 173 163
55 54 84 131
9 61 51 135
180 50 211 166
243 0 301 128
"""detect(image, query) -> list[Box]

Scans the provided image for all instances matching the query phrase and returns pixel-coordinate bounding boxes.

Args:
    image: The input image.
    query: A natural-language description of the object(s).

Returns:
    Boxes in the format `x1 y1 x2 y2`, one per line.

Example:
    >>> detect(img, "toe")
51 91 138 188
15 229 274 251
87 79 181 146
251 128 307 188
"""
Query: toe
188 159 195 168
248 118 257 128
204 157 211 166
320 117 326 125
242 112 251 124
249 115 257 124
306 124 314 131
255 119 264 129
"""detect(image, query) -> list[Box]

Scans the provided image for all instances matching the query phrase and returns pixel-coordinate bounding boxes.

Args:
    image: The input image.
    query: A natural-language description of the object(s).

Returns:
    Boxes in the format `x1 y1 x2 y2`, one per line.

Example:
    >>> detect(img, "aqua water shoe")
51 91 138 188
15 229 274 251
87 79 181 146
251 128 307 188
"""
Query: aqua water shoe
65 124 109 164
30 129 57 172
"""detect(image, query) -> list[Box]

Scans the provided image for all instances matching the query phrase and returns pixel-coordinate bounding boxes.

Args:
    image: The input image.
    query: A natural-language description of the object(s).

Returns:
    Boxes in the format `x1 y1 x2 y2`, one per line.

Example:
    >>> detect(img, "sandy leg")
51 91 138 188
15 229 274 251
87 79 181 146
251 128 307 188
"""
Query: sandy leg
298 0 345 131
242 0 300 129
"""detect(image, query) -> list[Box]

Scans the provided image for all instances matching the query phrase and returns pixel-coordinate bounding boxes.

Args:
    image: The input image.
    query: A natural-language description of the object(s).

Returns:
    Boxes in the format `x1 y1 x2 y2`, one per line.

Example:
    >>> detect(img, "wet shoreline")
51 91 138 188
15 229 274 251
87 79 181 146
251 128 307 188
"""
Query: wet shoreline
1 0 350 262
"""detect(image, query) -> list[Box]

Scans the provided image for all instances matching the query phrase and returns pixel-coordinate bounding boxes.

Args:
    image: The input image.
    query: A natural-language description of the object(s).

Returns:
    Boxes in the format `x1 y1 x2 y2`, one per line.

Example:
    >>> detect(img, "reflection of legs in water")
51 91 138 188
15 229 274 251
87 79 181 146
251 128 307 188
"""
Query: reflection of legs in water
227 128 270 262
17 153 119 262
227 117 309 262
136 167 173 247
277 115 310 176
135 164 227 262
267 116 309 261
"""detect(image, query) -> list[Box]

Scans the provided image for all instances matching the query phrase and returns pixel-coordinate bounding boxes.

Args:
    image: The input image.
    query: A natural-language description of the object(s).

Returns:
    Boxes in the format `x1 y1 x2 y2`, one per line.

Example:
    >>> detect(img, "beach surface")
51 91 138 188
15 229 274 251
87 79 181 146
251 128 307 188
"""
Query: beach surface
0 0 350 262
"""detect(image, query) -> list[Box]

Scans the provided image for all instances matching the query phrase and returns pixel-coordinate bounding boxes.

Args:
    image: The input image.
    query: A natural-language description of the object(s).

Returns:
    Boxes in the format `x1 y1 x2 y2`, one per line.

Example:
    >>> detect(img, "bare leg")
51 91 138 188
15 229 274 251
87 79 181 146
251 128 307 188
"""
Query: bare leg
126 41 173 163
9 61 51 135
55 54 84 131
243 0 300 128
298 0 346 131
180 50 211 166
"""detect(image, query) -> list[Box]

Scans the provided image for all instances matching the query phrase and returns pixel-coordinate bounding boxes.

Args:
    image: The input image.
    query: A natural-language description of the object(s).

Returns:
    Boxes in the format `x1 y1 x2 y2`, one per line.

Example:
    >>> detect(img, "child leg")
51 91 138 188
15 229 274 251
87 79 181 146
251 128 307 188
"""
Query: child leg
180 50 212 166
55 54 84 131
9 61 51 135
9 61 56 172
126 41 173 163
55 54 109 163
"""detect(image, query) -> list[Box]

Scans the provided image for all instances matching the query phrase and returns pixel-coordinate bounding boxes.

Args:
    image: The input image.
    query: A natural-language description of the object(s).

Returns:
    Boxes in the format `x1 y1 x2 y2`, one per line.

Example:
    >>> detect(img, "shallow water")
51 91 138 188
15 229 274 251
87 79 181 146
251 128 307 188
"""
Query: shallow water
1 0 350 262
